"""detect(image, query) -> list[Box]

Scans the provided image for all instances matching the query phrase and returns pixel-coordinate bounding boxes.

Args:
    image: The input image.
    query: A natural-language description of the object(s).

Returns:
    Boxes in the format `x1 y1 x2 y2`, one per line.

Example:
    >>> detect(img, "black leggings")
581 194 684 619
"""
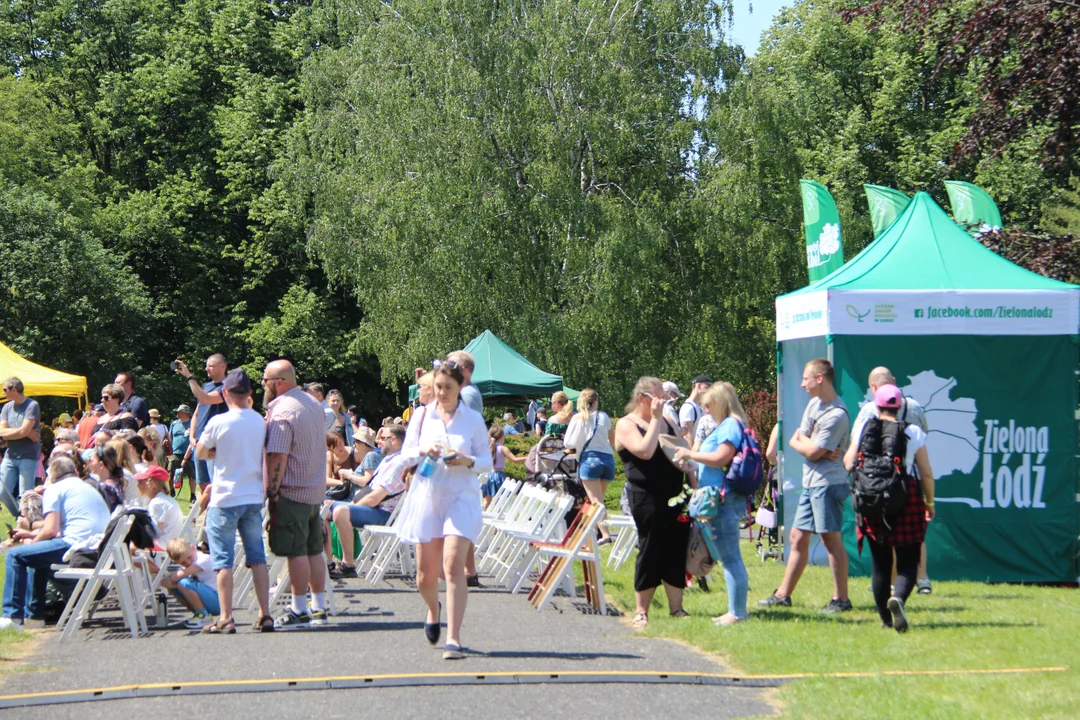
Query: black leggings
869 541 920 624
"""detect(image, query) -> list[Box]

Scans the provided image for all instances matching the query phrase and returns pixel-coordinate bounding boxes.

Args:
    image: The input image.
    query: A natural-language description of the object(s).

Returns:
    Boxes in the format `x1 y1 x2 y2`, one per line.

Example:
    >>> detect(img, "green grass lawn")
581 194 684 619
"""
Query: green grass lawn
600 538 1079 719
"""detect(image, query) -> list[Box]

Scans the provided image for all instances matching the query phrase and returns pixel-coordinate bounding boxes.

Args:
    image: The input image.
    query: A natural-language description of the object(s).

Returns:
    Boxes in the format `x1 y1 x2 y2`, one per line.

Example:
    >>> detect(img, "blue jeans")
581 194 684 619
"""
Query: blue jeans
0 456 38 516
706 493 749 619
206 503 267 570
171 577 221 615
2 538 70 621
333 502 391 528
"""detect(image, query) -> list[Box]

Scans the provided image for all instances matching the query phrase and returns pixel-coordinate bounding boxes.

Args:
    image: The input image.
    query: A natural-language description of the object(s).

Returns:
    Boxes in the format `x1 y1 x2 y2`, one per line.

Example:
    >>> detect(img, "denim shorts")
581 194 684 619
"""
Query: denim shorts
793 483 849 534
578 451 616 482
206 503 267 570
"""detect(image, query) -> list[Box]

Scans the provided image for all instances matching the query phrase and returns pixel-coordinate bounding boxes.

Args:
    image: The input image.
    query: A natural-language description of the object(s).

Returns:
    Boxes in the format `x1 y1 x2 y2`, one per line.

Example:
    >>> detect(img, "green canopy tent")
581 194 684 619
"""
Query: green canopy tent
408 331 568 406
775 192 1080 582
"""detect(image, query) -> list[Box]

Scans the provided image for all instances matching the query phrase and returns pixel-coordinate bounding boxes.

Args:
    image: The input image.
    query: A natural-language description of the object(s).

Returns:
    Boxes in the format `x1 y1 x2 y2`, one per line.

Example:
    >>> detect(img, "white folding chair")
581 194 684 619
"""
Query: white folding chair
362 502 417 585
55 516 146 641
528 502 607 613
478 485 556 577
496 492 574 590
606 513 638 571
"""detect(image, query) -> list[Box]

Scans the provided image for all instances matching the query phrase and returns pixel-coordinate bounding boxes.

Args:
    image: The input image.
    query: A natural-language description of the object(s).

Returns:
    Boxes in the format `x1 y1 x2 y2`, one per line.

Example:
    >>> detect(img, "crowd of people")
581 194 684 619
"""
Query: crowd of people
0 351 936 644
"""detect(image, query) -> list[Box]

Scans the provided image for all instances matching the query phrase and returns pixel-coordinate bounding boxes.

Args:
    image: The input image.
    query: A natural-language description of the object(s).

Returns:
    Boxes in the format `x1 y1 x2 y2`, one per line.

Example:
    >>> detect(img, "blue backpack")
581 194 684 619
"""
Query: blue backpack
724 420 765 496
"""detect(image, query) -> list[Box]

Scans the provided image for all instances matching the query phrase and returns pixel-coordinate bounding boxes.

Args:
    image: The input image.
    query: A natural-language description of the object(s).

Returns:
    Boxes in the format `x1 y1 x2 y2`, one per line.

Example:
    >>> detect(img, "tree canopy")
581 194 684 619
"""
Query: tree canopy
0 0 1073 415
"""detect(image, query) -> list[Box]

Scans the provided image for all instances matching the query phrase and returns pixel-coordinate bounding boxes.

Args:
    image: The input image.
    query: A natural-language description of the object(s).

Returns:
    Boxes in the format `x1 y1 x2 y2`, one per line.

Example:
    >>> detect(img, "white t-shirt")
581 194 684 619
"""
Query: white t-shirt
565 412 614 457
200 407 267 508
147 492 184 543
150 422 169 447
852 397 930 446
679 400 703 435
188 551 216 587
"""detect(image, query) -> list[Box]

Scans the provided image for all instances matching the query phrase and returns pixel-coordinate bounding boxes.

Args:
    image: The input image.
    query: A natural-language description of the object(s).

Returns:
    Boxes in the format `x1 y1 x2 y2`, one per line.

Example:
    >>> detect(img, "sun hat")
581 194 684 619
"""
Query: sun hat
353 426 377 448
174 404 192 414
148 408 161 418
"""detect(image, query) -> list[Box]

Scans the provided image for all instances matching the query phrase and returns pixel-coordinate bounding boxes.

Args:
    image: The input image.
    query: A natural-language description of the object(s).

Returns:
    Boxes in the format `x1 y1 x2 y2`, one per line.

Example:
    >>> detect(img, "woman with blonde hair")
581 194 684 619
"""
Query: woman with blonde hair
544 391 574 437
674 382 751 625
138 427 167 468
565 388 616 544
615 376 694 628
396 360 492 659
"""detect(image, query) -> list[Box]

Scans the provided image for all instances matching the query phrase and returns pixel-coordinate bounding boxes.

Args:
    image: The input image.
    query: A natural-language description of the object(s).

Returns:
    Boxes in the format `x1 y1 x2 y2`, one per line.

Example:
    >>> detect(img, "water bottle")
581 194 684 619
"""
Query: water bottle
416 455 437 479
173 468 183 490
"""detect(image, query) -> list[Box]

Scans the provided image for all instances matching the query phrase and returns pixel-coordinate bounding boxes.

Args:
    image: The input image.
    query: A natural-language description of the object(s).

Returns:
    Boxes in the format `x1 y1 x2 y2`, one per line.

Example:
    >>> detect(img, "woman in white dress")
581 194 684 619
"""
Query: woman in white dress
397 360 493 659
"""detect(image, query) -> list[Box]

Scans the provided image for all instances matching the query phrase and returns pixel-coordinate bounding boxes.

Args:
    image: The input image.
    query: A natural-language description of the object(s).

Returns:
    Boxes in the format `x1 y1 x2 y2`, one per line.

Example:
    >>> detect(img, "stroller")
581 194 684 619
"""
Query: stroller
525 435 588 521
754 465 782 562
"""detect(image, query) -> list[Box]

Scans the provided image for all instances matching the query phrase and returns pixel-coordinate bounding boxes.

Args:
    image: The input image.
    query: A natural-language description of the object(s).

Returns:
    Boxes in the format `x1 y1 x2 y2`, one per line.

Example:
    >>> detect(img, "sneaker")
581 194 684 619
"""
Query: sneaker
887 597 909 633
329 563 357 580
274 609 312 630
917 578 933 595
821 598 853 615
184 611 212 629
758 591 792 608
0 617 24 631
310 609 329 626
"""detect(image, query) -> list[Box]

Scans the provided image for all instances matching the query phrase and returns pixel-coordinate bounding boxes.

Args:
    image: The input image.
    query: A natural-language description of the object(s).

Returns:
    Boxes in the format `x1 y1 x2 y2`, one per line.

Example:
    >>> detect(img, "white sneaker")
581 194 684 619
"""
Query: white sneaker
184 612 213 629
0 617 24 630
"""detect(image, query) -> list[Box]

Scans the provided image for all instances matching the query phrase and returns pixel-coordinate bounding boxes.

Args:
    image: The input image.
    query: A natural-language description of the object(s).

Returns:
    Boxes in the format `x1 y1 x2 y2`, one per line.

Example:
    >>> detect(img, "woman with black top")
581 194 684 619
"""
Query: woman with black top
615 376 695 629
91 384 139 437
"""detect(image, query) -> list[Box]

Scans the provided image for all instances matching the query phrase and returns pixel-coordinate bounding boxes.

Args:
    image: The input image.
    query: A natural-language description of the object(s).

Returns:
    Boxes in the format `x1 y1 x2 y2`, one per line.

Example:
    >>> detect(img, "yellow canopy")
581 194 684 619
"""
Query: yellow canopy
0 342 88 407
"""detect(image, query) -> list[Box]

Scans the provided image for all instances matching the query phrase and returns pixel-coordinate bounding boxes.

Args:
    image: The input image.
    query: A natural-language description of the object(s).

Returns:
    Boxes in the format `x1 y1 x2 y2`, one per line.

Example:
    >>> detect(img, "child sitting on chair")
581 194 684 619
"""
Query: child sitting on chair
162 538 219 629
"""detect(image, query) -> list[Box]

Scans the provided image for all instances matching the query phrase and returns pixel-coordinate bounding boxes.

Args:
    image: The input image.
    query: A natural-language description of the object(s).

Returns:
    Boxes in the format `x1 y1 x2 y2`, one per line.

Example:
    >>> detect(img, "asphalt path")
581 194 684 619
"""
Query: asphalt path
0 577 775 719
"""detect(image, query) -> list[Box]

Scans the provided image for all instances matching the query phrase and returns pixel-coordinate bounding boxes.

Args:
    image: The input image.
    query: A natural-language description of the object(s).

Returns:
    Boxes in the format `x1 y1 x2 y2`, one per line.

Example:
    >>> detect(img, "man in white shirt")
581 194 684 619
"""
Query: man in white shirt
679 375 712 443
1 457 109 629
195 369 273 632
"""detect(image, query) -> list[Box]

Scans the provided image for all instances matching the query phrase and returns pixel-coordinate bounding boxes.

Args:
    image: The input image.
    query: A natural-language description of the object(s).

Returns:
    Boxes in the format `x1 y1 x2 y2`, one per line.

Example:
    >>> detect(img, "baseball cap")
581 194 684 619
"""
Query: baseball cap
662 381 684 398
93 404 105 412
874 384 903 409
223 368 252 393
134 465 170 483
174 404 192 414
148 408 160 418
692 375 713 386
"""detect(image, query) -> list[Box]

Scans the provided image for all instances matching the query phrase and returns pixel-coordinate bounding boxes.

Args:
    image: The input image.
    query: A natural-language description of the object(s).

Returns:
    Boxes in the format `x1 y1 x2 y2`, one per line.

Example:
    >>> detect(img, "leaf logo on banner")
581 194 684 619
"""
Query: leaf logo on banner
845 305 870 322
819 223 841 256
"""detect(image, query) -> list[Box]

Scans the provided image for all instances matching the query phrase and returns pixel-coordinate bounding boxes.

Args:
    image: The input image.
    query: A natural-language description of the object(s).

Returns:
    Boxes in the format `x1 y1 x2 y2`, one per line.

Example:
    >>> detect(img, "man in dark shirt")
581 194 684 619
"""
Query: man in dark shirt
115 371 150 429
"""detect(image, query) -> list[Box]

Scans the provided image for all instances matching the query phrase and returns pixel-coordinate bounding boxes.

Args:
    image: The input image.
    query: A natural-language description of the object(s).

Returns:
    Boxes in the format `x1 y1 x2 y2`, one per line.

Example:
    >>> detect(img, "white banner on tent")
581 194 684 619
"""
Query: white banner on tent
777 289 1080 340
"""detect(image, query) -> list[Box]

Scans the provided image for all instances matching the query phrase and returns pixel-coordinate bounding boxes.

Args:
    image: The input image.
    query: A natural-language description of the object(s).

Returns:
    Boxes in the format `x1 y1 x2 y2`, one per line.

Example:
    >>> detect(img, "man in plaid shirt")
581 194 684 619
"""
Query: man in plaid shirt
262 359 330 629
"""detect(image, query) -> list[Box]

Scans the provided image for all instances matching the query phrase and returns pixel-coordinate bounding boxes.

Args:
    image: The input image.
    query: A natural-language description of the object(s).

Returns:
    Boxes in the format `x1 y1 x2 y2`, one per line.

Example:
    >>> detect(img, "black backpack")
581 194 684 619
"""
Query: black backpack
851 418 909 525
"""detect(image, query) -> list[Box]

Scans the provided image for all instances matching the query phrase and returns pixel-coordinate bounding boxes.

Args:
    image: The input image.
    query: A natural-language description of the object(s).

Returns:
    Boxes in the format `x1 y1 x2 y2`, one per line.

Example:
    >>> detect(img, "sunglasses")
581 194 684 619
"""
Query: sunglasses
432 358 460 371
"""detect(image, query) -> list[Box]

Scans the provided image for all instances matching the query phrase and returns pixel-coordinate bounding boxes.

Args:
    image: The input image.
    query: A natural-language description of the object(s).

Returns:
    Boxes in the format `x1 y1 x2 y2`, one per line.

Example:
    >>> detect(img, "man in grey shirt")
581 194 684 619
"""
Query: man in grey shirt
447 350 483 415
760 358 852 614
0 377 42 516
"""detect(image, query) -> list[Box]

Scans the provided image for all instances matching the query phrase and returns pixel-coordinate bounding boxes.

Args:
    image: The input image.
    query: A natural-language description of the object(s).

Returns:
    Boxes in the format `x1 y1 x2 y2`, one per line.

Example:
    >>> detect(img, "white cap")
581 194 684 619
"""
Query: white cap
662 381 684 398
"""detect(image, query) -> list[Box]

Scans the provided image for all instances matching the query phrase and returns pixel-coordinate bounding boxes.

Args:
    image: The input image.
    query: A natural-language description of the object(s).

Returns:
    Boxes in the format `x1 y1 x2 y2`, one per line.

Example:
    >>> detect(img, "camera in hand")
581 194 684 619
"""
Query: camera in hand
170 360 180 373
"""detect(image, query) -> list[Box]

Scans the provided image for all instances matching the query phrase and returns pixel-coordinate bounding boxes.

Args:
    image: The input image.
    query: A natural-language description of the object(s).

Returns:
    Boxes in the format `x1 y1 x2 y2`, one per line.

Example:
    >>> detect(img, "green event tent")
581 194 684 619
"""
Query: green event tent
775 192 1080 582
408 330 571 405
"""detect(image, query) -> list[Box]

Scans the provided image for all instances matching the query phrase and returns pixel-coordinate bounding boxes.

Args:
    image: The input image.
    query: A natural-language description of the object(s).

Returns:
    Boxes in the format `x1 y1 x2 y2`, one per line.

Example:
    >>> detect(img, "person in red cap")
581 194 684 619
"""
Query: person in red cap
134 465 184 545
843 383 936 633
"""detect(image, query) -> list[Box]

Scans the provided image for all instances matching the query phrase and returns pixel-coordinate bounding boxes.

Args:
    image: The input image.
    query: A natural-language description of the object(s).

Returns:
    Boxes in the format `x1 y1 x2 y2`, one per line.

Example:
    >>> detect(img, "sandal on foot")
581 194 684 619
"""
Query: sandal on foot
632 612 649 629
202 617 236 635
253 615 275 633
712 613 742 626
670 610 691 619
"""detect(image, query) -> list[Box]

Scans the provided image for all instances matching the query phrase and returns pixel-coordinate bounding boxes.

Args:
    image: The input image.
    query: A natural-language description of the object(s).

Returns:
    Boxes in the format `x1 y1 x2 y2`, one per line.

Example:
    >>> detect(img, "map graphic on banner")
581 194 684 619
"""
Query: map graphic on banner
861 369 981 483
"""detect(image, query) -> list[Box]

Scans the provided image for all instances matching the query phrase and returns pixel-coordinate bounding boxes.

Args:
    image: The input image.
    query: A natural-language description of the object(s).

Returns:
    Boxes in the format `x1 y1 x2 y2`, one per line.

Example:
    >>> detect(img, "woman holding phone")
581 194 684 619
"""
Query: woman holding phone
396 360 492 659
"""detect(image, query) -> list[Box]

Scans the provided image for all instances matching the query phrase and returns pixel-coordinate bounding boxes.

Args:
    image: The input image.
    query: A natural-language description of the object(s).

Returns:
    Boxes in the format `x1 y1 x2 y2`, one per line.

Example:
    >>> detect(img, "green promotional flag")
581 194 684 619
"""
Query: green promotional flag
944 180 1003 235
799 179 844 282
864 184 910 238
